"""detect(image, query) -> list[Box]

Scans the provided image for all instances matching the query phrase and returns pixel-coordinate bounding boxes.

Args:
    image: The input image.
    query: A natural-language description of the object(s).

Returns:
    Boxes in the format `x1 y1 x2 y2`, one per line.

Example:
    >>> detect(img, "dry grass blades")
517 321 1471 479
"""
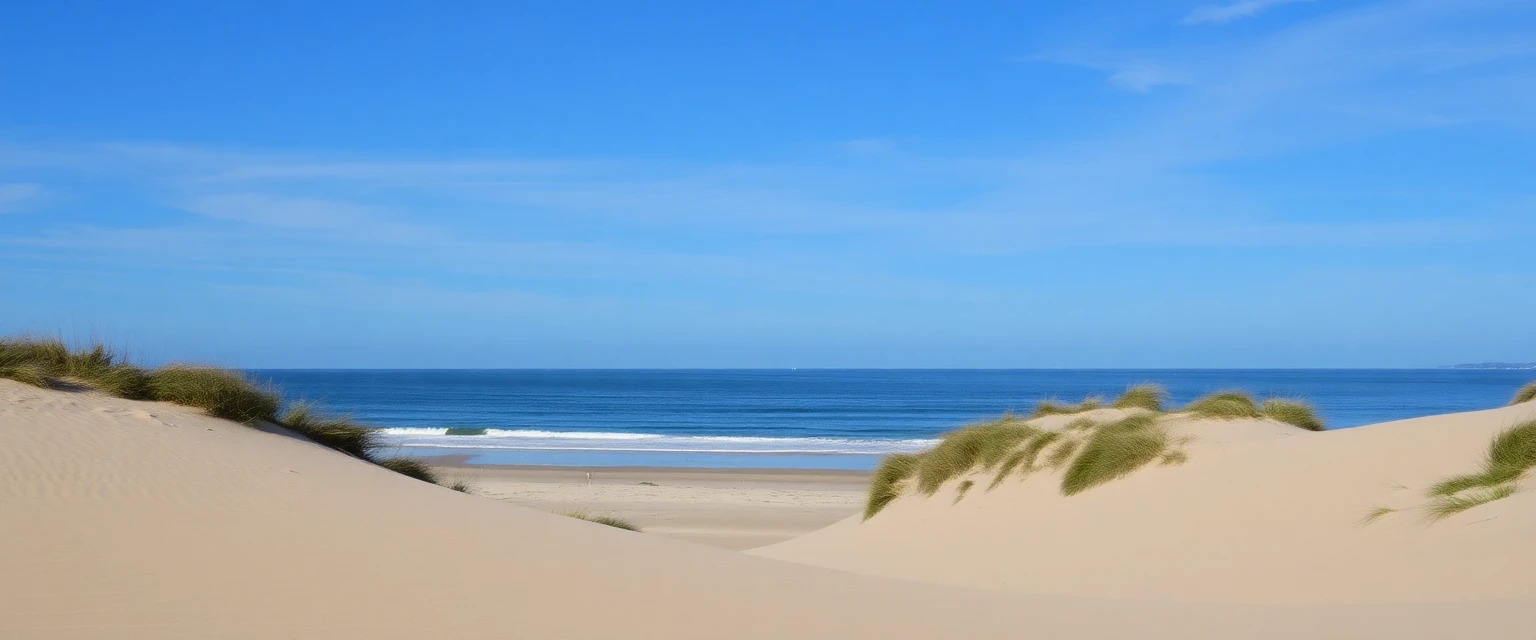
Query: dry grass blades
563 511 642 532
1060 414 1174 496
1183 390 1326 430
1029 396 1103 418
1418 419 1536 520
1110 384 1166 412
864 453 920 519
914 421 1040 495
1512 382 1536 406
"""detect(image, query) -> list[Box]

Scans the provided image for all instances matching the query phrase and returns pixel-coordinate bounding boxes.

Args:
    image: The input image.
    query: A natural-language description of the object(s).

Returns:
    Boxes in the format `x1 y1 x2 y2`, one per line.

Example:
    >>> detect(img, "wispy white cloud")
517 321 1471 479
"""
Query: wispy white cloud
1106 64 1194 91
0 183 45 213
1182 0 1316 25
840 138 896 155
1021 52 1193 92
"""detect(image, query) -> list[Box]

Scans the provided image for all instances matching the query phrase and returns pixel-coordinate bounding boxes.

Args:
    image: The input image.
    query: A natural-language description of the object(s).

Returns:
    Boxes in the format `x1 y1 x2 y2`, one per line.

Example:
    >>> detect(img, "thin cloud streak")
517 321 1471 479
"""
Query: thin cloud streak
1182 0 1316 25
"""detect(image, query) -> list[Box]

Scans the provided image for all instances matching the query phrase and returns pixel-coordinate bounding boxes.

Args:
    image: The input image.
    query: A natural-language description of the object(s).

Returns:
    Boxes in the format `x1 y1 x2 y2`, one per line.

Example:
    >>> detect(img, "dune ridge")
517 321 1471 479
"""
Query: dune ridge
755 393 1536 604
3 379 1534 638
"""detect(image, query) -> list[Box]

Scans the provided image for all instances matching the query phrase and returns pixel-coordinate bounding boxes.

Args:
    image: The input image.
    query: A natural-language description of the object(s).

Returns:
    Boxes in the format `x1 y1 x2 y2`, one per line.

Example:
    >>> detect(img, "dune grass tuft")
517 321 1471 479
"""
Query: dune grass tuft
0 362 53 387
1044 438 1081 469
914 421 1040 495
1512 382 1536 406
563 511 642 532
1029 396 1103 419
1060 414 1170 496
865 453 921 519
280 402 377 459
1160 449 1188 466
1260 398 1326 431
1425 484 1518 521
0 339 151 397
954 479 975 503
1359 505 1398 525
1183 390 1261 420
146 366 281 424
0 337 69 375
375 457 440 484
1063 417 1098 432
1426 419 1536 498
448 480 475 493
994 429 1071 487
1110 384 1167 412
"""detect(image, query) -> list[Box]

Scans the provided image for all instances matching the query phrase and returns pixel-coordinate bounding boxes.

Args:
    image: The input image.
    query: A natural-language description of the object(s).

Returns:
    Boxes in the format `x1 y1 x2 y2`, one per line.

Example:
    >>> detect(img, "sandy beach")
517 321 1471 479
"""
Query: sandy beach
426 459 868 549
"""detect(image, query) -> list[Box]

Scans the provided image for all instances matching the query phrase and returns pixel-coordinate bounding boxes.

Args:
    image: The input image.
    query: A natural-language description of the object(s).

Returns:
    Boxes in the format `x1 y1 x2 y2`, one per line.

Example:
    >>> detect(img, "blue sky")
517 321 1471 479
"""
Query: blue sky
2 0 1534 368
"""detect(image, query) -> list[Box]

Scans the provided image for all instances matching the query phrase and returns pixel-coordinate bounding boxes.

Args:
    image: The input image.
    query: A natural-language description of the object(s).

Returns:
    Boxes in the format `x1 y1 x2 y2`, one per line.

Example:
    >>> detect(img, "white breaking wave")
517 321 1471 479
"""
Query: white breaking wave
373 427 937 455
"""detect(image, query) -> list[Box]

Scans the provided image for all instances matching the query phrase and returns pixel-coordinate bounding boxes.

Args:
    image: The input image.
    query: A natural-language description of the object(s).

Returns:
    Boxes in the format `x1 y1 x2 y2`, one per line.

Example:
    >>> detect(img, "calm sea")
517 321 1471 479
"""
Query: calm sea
252 369 1535 470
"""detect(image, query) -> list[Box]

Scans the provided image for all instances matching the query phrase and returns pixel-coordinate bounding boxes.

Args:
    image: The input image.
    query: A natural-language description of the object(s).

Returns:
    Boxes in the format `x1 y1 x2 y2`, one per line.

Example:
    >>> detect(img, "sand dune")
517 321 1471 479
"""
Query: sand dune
2 379 1532 639
754 402 1536 604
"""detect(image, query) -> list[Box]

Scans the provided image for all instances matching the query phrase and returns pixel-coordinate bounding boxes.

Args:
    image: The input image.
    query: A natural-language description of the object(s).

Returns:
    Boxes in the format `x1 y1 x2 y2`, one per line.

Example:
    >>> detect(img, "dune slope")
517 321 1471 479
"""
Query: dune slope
754 403 1536 604
1 380 1531 639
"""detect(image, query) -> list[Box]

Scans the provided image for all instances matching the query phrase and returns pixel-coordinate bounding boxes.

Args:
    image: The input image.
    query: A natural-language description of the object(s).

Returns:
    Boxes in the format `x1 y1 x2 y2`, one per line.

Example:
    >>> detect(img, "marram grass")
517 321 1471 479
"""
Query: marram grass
563 511 642 532
1044 438 1081 469
0 362 52 387
281 402 377 459
865 453 920 519
1260 398 1326 431
376 457 440 484
0 339 151 398
914 421 1040 495
1513 382 1536 406
1110 384 1166 412
1029 396 1103 419
1060 414 1171 496
1359 505 1398 526
1182 390 1261 419
1425 484 1518 521
146 365 281 424
1427 420 1536 498
954 480 975 503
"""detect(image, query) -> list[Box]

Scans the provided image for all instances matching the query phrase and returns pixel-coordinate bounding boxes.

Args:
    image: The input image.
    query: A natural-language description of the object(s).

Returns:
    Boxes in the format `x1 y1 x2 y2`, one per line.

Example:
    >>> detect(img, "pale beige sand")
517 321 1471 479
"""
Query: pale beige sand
2 378 1532 639
755 402 1536 604
431 463 866 550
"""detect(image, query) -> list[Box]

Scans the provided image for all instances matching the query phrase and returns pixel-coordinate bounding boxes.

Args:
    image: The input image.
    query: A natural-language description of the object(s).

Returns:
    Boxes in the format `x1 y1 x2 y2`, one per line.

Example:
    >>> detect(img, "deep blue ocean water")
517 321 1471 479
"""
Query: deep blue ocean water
252 369 1536 470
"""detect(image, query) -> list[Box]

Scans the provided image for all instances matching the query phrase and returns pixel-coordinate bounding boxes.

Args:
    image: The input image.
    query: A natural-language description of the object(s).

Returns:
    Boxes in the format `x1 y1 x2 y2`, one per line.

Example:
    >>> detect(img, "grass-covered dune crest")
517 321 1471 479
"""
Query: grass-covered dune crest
861 386 1329 518
1180 390 1326 431
0 336 458 490
761 393 1536 606
1513 381 1536 406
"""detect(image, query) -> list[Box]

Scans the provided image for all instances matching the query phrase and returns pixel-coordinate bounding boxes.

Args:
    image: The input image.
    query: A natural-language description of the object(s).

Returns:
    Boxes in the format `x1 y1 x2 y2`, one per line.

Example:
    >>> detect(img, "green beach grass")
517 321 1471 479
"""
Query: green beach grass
1029 396 1103 419
376 457 440 484
1512 382 1536 406
1060 414 1172 496
1110 384 1167 412
914 420 1040 495
1183 390 1262 419
1183 390 1327 430
1259 398 1326 431
1427 420 1536 497
563 511 642 532
865 453 921 519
